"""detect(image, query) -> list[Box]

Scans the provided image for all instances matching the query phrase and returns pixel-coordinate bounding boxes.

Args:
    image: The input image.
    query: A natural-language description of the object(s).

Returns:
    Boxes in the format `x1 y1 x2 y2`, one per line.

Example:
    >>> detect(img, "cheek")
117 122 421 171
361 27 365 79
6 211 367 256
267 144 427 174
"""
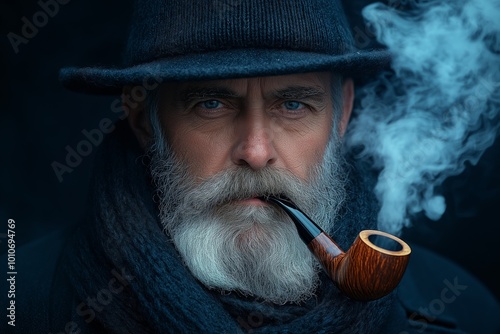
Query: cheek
278 118 333 180
284 136 329 179
184 138 228 177
162 121 232 178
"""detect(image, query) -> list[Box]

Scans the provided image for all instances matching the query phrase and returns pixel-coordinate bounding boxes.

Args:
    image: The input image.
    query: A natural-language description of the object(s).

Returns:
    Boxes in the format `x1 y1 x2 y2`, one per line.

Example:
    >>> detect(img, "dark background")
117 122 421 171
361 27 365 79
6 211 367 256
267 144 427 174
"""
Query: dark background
1 0 499 304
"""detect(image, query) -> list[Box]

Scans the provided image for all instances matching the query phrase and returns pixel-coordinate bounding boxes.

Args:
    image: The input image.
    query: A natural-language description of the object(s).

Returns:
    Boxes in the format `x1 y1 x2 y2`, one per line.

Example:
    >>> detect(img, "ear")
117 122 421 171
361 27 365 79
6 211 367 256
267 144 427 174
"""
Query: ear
339 78 354 137
123 85 152 150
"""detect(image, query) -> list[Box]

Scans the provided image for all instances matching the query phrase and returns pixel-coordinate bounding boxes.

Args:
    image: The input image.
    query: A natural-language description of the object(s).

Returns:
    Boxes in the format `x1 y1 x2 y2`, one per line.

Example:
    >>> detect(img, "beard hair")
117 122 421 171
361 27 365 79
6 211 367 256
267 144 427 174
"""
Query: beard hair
147 126 348 305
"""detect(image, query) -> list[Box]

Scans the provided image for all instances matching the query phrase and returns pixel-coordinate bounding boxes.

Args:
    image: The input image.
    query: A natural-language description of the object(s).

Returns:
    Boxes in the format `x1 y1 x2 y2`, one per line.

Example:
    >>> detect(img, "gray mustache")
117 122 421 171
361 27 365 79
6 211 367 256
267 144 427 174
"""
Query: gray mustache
180 166 314 210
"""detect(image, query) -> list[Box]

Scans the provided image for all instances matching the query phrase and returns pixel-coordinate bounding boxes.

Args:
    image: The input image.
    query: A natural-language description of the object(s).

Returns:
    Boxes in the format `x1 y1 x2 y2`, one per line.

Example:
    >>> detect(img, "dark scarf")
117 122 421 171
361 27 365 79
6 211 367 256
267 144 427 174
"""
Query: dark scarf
56 120 395 333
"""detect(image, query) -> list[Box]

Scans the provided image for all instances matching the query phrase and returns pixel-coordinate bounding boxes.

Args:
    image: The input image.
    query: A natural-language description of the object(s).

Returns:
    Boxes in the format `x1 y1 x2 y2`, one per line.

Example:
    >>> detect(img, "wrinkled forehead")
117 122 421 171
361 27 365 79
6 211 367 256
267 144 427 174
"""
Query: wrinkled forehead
157 72 333 99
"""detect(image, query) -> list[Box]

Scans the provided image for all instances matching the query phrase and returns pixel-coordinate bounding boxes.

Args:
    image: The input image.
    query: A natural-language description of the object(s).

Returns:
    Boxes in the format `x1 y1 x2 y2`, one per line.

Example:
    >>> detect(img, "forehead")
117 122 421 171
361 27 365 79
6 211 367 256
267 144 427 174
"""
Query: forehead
160 72 332 95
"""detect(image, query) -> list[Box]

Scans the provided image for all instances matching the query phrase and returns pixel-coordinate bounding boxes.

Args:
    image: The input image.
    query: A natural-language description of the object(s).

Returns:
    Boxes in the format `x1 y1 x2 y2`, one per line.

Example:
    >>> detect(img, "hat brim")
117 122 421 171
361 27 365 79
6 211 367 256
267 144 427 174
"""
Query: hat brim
59 48 392 95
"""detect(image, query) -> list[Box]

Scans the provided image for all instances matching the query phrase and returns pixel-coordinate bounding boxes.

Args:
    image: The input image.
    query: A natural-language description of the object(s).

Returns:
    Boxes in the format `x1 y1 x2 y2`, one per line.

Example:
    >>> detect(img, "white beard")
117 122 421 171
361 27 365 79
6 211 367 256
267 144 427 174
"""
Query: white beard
148 129 347 304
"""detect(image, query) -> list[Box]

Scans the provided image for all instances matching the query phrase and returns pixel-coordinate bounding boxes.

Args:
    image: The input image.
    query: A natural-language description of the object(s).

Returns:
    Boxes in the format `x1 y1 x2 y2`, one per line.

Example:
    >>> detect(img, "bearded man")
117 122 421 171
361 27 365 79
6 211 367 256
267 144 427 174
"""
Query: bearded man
3 0 499 333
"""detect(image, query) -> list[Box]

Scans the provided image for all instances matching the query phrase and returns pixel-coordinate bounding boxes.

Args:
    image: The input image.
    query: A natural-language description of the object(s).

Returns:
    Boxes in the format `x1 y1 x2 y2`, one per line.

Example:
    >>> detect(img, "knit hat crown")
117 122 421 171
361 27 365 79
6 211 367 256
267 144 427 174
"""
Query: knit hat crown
59 0 390 94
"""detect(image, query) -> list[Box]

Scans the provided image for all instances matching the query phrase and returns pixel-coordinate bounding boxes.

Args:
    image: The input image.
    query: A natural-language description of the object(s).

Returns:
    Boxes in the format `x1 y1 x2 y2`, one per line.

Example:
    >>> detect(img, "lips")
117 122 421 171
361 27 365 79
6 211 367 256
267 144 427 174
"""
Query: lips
226 193 285 207
235 197 267 206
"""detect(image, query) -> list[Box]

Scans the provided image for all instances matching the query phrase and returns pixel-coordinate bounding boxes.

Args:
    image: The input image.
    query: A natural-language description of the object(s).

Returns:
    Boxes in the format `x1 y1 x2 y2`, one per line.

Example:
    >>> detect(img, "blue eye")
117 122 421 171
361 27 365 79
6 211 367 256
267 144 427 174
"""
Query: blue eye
284 101 303 110
201 100 222 109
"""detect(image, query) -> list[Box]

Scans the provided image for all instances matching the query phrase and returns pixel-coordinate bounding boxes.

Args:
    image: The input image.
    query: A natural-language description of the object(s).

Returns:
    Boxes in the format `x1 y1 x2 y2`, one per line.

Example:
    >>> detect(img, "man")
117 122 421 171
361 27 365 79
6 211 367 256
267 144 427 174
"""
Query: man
2 0 499 333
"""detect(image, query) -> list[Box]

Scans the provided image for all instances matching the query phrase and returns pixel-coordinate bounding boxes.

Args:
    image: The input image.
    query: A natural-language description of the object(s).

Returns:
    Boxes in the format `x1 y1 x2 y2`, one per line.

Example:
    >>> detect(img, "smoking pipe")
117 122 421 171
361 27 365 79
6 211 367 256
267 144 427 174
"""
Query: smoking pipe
261 195 411 301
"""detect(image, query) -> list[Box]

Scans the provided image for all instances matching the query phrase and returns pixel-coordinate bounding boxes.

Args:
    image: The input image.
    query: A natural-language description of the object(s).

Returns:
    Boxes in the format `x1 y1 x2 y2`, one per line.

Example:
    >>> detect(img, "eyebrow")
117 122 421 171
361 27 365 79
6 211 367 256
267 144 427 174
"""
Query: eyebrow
177 87 239 102
175 85 328 104
269 86 327 103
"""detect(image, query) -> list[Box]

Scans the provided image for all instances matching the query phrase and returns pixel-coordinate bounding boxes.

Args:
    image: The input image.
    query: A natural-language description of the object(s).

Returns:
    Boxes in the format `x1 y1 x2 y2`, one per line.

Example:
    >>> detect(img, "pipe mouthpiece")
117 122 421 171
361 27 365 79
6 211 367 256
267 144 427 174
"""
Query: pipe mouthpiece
262 195 411 301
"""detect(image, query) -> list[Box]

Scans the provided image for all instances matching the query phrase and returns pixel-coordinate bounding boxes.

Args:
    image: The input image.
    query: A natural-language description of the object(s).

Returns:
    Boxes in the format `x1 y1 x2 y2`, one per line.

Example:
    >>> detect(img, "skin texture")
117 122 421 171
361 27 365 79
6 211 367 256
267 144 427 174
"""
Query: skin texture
126 72 355 302
128 72 354 184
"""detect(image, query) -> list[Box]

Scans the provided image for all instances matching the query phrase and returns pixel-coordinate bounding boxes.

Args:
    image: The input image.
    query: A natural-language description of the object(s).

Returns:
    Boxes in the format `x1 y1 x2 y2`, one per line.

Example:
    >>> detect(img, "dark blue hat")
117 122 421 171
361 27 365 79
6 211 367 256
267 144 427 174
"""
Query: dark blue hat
59 0 391 94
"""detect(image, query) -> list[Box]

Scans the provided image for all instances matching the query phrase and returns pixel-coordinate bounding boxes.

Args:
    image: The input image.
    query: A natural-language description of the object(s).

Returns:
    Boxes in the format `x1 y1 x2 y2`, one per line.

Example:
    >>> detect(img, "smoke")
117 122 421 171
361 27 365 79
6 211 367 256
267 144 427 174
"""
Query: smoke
345 0 500 235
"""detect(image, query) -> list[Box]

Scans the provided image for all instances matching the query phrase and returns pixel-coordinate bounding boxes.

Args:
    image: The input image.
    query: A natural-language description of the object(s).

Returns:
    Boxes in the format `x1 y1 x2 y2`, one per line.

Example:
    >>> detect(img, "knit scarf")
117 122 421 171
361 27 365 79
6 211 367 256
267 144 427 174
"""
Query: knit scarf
57 120 395 333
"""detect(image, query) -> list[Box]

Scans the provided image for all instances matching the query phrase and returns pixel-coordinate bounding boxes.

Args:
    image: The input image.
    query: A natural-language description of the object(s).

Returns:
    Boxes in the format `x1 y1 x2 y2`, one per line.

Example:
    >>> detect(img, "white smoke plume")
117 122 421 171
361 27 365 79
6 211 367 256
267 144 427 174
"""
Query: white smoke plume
346 0 500 235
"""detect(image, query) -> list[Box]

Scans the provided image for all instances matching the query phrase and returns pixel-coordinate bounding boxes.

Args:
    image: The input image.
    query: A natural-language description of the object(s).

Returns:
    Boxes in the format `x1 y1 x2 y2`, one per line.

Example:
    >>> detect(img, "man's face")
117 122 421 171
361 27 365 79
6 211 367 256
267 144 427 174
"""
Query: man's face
158 72 335 184
136 72 353 304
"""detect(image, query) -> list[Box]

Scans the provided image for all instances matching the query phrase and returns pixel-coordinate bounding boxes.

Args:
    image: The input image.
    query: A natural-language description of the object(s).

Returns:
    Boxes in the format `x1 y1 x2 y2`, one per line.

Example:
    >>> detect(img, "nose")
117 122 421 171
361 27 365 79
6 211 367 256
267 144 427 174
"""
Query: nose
231 113 277 170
